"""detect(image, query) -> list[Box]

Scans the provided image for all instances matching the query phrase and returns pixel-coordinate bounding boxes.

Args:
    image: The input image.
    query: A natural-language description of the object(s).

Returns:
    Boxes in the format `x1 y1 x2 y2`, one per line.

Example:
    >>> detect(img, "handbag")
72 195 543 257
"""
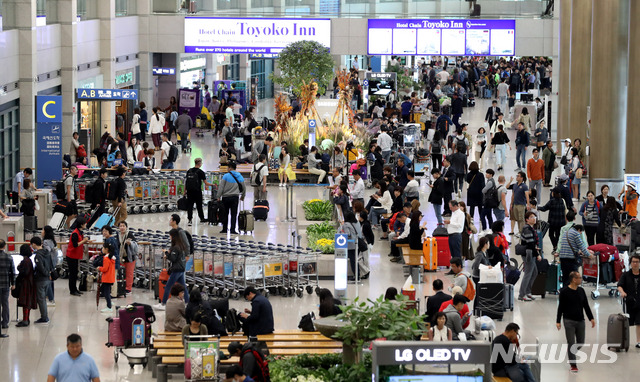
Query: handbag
50 268 60 281
515 244 527 256
177 196 189 211
298 312 316 332
553 161 559 169
357 237 368 253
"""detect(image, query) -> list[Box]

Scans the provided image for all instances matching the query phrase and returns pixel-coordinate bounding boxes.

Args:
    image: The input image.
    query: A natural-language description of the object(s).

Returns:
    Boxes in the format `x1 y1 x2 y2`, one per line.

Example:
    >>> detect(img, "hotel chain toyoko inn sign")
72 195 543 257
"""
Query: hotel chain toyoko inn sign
184 17 331 54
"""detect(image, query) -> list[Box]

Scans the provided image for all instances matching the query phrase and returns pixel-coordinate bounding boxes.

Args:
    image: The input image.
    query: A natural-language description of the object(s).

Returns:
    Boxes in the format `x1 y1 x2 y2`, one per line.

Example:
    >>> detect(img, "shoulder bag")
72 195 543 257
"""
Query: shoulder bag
566 229 583 265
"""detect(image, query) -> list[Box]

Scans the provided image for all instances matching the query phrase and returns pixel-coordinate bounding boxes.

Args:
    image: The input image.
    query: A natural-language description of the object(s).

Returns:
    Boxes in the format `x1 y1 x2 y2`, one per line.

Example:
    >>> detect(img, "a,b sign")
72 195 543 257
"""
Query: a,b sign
36 96 62 123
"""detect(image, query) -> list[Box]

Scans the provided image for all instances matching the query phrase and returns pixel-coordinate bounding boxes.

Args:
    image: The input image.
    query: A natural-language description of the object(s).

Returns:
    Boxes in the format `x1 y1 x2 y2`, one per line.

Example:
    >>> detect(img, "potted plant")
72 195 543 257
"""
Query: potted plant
332 295 426 364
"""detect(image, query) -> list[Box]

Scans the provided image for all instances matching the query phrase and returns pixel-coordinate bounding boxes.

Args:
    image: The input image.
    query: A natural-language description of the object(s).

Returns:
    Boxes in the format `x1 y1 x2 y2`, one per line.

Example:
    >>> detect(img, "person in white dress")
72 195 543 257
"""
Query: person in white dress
428 312 453 341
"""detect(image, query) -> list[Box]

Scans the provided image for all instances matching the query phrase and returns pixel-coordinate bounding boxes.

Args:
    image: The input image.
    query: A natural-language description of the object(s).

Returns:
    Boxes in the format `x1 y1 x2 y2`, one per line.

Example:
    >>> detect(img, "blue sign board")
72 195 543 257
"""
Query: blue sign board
308 119 316 148
335 234 348 250
36 96 63 123
36 122 62 188
152 67 176 75
77 88 139 100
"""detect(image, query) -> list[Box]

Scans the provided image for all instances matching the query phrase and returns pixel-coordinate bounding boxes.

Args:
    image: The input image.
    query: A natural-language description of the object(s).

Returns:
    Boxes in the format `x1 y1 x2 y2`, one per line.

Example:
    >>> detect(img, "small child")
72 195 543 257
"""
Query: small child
97 242 116 313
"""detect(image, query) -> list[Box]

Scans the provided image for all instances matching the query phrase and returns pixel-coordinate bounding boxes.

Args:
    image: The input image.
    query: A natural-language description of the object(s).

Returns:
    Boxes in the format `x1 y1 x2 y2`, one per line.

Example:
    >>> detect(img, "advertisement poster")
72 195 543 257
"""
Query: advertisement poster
367 19 515 56
184 17 331 54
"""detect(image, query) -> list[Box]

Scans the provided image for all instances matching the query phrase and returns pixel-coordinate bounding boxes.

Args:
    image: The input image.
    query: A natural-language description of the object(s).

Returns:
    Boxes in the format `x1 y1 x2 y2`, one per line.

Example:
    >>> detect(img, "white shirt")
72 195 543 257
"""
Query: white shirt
161 141 171 160
378 132 392 151
398 218 412 239
351 178 365 199
497 82 509 97
437 70 450 82
404 179 420 197
447 209 465 234
432 326 449 342
149 113 166 134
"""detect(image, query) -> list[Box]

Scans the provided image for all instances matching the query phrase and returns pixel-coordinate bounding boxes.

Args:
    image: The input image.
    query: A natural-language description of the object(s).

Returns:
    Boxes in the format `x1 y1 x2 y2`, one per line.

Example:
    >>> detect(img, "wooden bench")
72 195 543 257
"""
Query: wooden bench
158 341 341 357
492 377 512 382
402 247 426 266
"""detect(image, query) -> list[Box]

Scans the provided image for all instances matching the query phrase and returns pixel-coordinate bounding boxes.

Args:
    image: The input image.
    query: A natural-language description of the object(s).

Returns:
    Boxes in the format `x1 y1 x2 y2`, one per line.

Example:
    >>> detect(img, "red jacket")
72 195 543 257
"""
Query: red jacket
66 228 84 260
439 300 471 329
98 255 116 284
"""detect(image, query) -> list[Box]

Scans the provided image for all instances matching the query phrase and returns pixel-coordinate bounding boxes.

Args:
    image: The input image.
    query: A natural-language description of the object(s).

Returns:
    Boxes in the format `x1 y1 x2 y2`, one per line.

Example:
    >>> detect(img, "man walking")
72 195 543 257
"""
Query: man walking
0 239 15 334
185 158 213 226
218 162 246 235
518 212 540 302
251 154 269 201
87 168 108 229
617 255 640 349
110 168 128 225
494 175 510 222
484 100 501 131
515 122 529 171
527 148 545 199
507 172 529 236
31 237 52 324
378 127 393 164
351 169 365 207
556 271 596 373
175 109 193 152
445 201 465 271
47 334 100 382
441 157 456 215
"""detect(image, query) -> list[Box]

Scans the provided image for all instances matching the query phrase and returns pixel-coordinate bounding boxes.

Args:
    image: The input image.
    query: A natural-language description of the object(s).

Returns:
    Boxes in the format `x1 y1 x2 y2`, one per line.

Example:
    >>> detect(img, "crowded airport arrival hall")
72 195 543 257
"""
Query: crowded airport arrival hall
1 0 640 381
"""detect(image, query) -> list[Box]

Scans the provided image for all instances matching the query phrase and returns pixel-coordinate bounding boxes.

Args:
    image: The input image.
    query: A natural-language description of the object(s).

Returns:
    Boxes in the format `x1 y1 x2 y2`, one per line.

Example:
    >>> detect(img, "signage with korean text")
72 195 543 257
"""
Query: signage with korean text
36 96 63 188
152 67 176 75
115 68 136 88
77 88 139 100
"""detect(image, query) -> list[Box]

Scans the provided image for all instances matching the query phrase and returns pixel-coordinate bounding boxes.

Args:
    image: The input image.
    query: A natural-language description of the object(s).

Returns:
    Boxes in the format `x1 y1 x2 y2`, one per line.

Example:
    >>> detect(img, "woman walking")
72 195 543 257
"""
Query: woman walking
149 107 165 150
117 221 138 294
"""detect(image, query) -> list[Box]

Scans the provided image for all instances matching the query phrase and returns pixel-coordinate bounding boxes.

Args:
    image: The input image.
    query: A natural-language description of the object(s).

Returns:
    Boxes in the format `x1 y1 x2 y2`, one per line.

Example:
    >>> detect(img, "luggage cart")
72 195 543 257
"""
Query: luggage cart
150 176 160 213
132 178 144 214
584 255 623 300
126 178 136 214
141 177 152 213
288 248 321 297
260 249 287 297
184 335 220 381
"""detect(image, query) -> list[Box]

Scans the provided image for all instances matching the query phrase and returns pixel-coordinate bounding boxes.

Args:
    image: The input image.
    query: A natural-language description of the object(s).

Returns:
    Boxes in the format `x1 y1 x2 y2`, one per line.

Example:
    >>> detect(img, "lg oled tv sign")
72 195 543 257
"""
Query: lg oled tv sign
184 17 331 54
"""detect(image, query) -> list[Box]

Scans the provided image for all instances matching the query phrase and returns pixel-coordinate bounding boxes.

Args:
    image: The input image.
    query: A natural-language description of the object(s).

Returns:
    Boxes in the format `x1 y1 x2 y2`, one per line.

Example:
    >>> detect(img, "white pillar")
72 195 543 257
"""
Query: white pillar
58 0 78 157
99 0 116 137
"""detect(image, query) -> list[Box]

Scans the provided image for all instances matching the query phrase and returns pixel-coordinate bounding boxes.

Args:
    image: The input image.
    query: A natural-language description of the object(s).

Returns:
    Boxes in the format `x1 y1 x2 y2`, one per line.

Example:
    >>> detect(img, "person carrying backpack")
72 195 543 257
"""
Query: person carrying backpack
86 168 108 229
227 341 271 382
218 161 246 235
161 133 178 169
185 158 213 226
251 155 269 201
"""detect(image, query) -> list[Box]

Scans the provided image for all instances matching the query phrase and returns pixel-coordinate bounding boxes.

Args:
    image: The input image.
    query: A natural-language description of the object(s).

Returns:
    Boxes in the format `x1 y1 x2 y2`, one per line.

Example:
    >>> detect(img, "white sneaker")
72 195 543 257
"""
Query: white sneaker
100 307 113 313
47 301 56 307
153 303 166 311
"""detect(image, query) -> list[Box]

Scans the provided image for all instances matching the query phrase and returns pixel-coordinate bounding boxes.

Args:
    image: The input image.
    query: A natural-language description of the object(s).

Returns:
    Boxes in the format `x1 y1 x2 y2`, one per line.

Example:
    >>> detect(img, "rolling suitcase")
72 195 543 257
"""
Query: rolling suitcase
106 317 125 347
155 268 170 302
546 262 560 294
25 215 37 231
475 283 504 320
208 200 221 225
607 304 630 352
238 202 254 233
78 272 88 292
119 305 146 346
49 212 66 230
93 207 119 230
531 272 548 298
503 284 514 311
422 237 438 271
253 200 269 221
434 236 451 268
115 268 127 297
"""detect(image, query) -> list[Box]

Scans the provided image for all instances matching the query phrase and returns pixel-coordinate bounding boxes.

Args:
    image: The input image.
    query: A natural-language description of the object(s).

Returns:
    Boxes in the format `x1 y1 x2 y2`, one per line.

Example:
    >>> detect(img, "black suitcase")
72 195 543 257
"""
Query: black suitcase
238 210 254 233
253 200 269 221
433 226 449 237
531 272 547 298
208 200 222 225
25 215 38 231
115 268 127 297
475 283 504 320
78 272 88 292
177 196 189 211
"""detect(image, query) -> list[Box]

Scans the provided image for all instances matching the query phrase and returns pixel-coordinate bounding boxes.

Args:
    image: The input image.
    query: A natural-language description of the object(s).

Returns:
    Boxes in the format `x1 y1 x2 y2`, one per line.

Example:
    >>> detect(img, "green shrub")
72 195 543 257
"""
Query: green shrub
302 199 333 221
307 221 336 254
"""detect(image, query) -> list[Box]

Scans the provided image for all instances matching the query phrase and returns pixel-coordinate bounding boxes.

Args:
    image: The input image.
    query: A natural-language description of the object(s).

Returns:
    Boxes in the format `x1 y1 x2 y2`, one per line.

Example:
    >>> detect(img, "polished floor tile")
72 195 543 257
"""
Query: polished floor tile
0 98 633 382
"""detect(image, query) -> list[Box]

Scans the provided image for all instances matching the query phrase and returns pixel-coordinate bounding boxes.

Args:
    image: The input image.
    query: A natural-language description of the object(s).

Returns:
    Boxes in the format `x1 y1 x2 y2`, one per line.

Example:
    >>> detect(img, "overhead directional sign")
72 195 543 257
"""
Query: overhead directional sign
77 88 139 100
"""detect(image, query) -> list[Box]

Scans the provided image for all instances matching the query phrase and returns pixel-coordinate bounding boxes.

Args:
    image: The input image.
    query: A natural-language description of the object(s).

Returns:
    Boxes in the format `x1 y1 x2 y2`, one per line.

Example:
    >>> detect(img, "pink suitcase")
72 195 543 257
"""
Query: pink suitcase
119 305 146 345
107 317 125 347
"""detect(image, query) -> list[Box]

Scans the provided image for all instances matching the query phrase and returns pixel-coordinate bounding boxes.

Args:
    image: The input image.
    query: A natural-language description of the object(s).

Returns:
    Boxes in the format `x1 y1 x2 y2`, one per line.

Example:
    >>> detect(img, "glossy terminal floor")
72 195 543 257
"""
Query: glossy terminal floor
1 98 636 382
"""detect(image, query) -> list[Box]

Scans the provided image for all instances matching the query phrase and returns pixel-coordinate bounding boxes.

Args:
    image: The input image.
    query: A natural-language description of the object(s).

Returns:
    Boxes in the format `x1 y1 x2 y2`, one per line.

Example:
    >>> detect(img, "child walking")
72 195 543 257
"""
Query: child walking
98 242 116 313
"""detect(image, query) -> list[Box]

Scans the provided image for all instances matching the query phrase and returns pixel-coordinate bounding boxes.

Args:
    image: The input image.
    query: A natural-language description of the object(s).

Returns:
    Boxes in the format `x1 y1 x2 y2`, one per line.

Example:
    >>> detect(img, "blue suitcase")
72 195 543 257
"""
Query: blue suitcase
92 207 119 229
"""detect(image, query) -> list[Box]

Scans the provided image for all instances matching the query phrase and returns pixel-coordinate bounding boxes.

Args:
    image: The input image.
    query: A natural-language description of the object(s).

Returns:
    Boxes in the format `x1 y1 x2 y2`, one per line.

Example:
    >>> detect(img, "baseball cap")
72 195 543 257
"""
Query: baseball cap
564 138 571 143
627 183 637 191
559 174 569 181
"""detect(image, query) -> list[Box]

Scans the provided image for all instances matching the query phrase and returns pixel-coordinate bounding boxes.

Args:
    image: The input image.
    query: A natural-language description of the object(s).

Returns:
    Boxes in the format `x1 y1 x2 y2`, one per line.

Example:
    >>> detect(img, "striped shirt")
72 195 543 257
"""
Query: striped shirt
558 227 589 260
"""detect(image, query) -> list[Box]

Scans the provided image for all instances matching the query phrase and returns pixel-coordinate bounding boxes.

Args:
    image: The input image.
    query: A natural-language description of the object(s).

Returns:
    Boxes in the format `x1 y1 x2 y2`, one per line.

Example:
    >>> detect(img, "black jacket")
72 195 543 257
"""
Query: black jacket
34 248 52 281
452 97 463 115
426 291 452 324
428 177 445 205
361 220 375 245
441 166 456 194
466 170 485 207
114 177 127 202
167 245 186 273
94 177 106 204
485 106 501 123
242 294 274 337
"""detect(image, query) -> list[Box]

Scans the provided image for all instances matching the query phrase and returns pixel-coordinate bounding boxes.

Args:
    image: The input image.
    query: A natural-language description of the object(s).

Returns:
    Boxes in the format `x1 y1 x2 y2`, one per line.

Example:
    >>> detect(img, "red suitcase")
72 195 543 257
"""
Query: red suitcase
435 236 451 267
158 268 170 302
614 258 624 281
107 317 125 347
119 306 146 345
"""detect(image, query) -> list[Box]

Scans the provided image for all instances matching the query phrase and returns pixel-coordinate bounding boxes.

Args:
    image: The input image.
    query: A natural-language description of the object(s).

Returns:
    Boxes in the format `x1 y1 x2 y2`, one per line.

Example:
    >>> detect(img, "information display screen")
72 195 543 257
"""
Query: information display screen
368 19 515 56
184 17 331 54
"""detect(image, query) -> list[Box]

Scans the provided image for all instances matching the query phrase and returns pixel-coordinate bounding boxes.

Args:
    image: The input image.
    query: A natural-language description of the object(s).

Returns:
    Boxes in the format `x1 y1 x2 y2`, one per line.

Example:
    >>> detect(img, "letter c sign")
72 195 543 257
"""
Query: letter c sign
36 96 63 123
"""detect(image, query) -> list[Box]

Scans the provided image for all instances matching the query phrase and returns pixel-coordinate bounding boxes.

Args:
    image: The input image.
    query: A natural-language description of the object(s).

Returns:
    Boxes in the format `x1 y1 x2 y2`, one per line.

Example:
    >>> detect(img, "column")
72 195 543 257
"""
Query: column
556 0 570 147
589 0 626 188
5 0 38 168
627 0 640 173
239 54 250 84
99 0 116 136
137 0 153 109
567 0 592 145
58 0 78 158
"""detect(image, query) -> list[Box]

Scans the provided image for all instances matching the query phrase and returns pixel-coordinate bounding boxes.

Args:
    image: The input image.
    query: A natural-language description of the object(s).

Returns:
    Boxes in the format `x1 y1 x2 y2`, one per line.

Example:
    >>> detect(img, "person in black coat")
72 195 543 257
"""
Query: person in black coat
485 100 501 128
465 162 485 219
425 279 452 324
408 211 426 250
369 145 384 182
185 290 227 336
359 211 375 246
428 168 445 226
239 286 274 337
441 157 456 214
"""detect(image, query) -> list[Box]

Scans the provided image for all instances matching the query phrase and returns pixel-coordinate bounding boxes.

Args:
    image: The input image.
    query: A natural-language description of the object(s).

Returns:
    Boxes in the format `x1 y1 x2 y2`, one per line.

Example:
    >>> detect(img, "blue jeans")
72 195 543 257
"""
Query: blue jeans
162 271 189 304
161 161 174 169
432 203 443 225
448 233 462 259
370 207 387 226
495 144 506 168
516 145 527 168
494 363 535 382
46 280 55 302
480 206 494 230
382 150 391 164
493 208 505 222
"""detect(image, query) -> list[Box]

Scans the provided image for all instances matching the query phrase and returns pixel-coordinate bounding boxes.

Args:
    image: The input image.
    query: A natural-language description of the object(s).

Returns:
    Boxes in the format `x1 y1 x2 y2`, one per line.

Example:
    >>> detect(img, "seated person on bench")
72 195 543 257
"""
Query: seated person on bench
225 365 255 382
239 287 274 337
491 322 536 382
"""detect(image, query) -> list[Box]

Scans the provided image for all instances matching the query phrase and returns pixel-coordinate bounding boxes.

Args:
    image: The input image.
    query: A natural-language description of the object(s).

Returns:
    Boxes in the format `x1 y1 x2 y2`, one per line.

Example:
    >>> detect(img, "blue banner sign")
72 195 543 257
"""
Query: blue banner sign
36 122 62 188
153 67 176 75
77 88 139 100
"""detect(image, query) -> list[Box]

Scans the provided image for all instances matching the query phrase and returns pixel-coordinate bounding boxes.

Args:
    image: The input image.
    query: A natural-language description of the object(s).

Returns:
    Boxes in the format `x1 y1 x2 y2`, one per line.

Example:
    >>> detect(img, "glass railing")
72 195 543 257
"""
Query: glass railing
154 0 553 18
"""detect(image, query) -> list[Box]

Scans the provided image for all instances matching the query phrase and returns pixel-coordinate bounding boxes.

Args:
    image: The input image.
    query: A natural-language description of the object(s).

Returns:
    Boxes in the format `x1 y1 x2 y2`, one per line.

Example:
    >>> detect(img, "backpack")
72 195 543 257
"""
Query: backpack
483 185 500 208
106 179 119 201
389 212 400 230
167 143 179 163
76 145 87 158
225 308 241 335
185 169 201 192
184 230 194 255
107 150 119 165
455 137 467 153
460 274 476 301
431 140 442 154
240 345 271 382
84 180 99 204
251 164 266 187
196 303 227 336
436 118 448 134
55 175 72 200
